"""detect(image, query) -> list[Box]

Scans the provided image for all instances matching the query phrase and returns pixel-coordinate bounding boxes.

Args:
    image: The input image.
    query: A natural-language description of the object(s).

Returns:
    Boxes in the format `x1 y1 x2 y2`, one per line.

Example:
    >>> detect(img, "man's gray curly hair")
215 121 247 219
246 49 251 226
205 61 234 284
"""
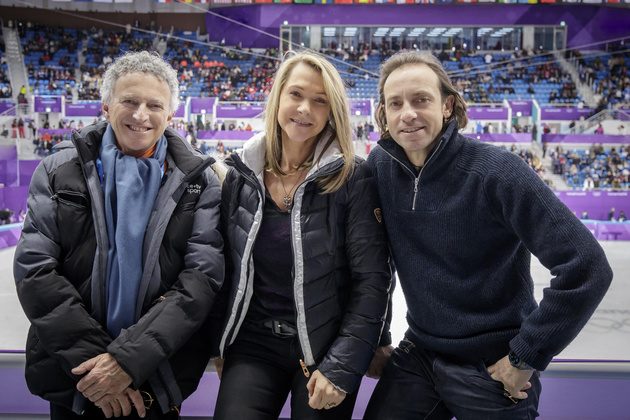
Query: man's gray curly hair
100 51 180 113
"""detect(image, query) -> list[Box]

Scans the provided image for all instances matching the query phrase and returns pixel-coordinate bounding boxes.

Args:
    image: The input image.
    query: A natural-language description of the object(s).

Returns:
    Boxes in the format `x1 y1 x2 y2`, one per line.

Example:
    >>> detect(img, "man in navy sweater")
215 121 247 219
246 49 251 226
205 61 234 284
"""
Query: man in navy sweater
363 51 613 419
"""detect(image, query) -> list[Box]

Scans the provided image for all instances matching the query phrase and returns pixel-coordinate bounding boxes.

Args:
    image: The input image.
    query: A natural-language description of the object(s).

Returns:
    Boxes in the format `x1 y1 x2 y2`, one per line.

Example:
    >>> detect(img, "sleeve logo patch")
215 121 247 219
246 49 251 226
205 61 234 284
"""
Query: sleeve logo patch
374 208 382 223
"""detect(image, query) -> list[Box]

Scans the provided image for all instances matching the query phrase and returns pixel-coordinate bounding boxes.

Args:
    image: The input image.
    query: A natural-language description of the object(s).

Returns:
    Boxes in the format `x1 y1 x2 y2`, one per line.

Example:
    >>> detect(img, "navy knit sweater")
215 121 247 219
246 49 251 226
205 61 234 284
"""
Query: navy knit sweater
367 120 613 371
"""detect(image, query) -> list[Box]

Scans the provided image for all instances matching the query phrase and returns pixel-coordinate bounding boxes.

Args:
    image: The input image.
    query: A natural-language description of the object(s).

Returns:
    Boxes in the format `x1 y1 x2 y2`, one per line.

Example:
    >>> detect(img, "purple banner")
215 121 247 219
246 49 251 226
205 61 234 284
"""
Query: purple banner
0 146 18 187
368 132 531 144
174 106 185 118
198 130 259 141
540 107 593 121
65 103 101 117
19 160 39 187
216 105 264 119
206 5 630 50
542 134 630 144
508 100 532 117
582 221 630 241
190 98 217 114
467 107 509 120
0 226 21 250
34 97 62 113
0 102 16 116
0 185 29 215
553 190 630 222
351 100 371 116
0 145 17 161
618 109 630 121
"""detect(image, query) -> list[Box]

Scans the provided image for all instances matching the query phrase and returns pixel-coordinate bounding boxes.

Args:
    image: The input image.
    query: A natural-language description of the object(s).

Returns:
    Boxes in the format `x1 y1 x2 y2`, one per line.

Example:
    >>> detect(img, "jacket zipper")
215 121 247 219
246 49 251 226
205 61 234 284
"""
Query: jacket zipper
381 139 443 210
222 163 265 351
299 359 310 378
291 159 344 370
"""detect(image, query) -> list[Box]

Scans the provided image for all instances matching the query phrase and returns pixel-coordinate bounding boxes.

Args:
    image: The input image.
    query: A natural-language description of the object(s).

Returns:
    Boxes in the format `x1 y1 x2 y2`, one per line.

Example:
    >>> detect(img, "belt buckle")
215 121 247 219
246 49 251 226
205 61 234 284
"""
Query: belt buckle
270 320 293 337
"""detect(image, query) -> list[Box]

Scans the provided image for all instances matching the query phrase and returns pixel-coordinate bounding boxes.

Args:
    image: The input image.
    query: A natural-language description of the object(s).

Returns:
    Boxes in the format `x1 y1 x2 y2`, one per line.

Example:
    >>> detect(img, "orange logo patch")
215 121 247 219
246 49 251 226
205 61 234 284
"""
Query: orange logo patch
374 208 382 223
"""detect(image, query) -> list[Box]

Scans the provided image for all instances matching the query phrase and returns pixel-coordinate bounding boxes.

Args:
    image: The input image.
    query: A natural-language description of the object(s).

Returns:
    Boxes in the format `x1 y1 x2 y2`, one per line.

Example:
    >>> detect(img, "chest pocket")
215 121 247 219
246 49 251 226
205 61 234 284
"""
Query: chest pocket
54 188 96 283
160 175 207 283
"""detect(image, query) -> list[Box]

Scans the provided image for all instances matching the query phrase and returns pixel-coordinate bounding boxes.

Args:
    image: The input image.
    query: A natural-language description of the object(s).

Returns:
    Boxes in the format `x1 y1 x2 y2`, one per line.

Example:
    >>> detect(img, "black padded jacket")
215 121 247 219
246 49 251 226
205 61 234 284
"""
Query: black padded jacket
14 121 225 414
217 131 391 394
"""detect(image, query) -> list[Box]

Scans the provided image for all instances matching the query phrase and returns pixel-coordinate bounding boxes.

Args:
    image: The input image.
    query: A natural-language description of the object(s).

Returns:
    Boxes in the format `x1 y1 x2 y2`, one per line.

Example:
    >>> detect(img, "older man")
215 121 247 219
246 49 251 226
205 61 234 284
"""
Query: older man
14 51 224 419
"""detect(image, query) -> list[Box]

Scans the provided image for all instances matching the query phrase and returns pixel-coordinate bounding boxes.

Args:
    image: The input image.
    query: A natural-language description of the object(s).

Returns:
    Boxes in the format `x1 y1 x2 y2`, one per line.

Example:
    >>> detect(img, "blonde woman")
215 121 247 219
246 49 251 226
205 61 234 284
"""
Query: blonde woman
213 51 391 420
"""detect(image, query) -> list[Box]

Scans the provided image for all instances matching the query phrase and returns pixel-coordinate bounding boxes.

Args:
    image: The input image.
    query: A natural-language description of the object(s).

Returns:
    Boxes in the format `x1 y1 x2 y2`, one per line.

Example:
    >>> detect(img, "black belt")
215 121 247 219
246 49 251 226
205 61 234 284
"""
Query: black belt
263 320 298 337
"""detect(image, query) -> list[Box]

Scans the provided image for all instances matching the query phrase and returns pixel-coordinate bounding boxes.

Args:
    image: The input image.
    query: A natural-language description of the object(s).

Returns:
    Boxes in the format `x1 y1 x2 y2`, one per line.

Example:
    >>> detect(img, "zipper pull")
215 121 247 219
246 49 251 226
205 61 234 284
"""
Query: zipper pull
50 194 58 201
299 359 310 378
412 178 419 211
152 296 166 305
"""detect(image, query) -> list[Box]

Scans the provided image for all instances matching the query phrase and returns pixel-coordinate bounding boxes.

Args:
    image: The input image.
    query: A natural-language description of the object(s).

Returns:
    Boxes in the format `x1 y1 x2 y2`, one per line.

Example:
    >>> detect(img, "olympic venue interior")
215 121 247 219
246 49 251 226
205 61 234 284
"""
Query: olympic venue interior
0 0 629 418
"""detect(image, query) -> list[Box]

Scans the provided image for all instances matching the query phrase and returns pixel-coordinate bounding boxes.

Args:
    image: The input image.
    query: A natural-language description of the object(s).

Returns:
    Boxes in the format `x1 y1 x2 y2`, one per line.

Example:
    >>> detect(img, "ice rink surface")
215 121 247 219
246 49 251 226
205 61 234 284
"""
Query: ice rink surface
2 241 629 362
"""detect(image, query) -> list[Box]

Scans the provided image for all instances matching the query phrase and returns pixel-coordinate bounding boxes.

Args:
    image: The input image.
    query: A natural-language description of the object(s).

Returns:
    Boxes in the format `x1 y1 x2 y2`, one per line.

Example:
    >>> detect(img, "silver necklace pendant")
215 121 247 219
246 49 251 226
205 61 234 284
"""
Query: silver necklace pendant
283 195 292 210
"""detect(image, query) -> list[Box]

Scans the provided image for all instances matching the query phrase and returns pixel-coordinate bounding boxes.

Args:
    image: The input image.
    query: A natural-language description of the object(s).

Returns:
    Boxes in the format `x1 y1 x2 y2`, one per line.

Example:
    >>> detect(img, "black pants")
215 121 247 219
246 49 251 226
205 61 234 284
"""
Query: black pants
364 339 541 420
214 323 359 420
50 389 179 420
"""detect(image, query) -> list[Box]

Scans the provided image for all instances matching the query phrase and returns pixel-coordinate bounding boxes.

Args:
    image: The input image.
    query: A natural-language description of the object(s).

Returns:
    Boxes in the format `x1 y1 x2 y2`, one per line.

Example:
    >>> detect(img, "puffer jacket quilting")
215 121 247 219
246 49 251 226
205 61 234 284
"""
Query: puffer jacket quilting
14 121 225 413
218 132 391 394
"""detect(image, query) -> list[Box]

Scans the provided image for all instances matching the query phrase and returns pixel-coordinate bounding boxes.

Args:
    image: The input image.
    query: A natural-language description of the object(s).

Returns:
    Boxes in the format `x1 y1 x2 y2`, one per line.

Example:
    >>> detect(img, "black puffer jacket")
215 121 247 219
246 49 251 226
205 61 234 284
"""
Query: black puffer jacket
14 121 224 414
218 131 391 394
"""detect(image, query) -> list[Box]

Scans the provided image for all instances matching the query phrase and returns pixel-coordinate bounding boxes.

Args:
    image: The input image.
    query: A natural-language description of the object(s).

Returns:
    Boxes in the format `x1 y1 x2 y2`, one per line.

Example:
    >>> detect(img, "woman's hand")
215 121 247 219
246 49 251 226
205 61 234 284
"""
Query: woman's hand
306 369 346 410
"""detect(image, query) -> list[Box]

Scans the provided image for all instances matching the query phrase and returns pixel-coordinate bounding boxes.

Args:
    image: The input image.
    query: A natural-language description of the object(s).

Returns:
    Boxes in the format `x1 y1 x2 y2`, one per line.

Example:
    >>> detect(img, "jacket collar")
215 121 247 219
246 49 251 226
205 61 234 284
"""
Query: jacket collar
237 127 345 185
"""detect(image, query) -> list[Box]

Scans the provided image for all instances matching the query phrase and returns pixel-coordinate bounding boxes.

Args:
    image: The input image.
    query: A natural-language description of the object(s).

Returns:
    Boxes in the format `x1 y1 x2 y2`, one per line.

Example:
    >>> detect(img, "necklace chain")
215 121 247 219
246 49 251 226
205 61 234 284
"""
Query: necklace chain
270 148 316 211
279 168 305 211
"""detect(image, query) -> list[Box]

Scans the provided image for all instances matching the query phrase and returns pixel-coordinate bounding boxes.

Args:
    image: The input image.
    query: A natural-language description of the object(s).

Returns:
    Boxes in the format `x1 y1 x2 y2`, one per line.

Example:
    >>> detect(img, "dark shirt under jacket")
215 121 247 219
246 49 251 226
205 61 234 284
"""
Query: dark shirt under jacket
246 188 295 326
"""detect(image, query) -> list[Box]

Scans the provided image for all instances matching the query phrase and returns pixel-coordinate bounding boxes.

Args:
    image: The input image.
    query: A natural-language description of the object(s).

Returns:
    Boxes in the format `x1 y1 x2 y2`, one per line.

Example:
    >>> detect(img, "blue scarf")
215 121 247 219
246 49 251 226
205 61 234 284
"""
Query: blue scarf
99 124 167 338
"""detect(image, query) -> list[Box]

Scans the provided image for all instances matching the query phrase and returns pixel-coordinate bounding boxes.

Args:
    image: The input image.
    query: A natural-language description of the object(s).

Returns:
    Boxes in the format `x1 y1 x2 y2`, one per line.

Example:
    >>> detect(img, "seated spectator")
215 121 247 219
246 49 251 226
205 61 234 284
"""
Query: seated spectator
583 175 595 191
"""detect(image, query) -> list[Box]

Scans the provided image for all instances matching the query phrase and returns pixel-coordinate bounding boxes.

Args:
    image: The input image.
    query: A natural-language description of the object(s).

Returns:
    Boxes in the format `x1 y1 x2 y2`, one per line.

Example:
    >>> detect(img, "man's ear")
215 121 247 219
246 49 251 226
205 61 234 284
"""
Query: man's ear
443 95 455 119
102 103 110 121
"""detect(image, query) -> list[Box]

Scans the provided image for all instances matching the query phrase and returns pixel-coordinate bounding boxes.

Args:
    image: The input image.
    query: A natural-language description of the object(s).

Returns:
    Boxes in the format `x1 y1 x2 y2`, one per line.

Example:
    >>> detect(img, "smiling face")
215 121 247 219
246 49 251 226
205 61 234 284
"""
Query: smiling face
277 62 330 147
383 64 454 167
102 72 173 158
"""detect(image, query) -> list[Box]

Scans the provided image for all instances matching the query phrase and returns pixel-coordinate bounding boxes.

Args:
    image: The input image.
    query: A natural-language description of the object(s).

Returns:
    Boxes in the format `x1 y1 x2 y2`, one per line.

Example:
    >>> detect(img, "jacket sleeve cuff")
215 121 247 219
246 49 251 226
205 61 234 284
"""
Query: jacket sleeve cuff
509 335 553 372
107 332 162 388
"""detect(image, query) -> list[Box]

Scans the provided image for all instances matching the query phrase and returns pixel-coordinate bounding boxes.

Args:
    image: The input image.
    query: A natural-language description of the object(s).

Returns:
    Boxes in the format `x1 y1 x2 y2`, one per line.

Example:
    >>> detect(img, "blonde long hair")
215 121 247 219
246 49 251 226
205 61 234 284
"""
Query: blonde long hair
264 51 354 194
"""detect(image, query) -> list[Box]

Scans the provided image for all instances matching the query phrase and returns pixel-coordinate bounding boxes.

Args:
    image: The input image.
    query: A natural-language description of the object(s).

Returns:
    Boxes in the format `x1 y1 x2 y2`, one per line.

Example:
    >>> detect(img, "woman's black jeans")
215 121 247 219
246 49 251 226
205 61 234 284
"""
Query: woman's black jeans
214 322 359 420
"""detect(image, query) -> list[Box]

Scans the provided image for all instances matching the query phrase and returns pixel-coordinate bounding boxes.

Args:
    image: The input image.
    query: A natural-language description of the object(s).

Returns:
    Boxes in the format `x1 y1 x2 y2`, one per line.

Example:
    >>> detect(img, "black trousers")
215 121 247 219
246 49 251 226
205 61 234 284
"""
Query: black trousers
214 323 359 420
364 339 542 420
50 387 180 420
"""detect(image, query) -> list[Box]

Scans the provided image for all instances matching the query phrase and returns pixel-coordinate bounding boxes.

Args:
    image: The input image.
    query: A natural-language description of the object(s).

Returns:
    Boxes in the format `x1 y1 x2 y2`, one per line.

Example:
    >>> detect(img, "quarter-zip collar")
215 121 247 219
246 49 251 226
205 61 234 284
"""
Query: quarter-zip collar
376 119 458 210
